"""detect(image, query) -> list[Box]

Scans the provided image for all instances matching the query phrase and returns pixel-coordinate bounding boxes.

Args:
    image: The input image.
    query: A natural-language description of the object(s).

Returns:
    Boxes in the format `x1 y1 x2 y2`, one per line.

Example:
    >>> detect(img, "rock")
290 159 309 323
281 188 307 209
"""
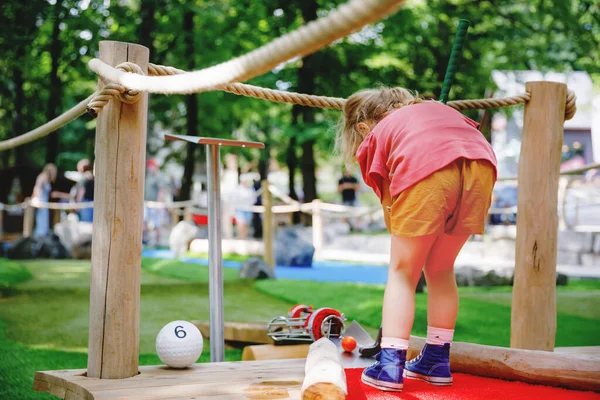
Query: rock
594 234 600 254
556 273 569 286
239 257 274 280
322 222 350 244
71 239 92 259
473 270 512 287
558 231 594 253
6 236 38 259
36 234 69 259
53 220 93 251
556 250 581 266
274 228 315 267
581 253 600 267
169 221 204 257
454 267 486 287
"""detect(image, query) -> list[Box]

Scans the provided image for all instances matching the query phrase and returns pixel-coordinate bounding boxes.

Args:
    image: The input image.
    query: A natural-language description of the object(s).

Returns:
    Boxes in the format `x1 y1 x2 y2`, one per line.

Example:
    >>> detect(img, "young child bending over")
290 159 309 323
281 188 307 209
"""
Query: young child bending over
336 87 497 392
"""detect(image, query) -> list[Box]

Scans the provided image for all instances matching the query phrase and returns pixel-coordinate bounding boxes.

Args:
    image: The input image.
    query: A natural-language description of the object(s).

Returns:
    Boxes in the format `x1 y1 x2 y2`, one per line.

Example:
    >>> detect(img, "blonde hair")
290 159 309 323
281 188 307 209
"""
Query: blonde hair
335 87 424 164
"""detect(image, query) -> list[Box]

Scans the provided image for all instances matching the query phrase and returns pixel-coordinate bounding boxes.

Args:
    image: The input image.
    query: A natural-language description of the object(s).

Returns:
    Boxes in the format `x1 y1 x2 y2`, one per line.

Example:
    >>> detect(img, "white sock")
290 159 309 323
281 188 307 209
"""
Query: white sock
426 326 454 346
381 337 409 350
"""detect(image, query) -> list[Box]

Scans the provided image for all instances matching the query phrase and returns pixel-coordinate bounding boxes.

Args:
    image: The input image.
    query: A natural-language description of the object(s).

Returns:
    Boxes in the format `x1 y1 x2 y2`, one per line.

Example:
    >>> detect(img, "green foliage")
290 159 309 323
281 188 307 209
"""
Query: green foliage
0 0 597 185
0 259 33 295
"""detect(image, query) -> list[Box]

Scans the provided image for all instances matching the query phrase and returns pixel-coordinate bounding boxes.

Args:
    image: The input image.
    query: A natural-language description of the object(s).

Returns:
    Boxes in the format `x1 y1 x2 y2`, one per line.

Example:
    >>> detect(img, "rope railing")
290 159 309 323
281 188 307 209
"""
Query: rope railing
0 0 578 151
88 0 407 95
0 94 94 152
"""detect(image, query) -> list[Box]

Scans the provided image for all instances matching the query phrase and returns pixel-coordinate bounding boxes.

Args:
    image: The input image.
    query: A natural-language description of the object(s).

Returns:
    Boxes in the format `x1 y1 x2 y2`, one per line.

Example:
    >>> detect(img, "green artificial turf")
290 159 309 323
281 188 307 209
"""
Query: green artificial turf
254 279 600 347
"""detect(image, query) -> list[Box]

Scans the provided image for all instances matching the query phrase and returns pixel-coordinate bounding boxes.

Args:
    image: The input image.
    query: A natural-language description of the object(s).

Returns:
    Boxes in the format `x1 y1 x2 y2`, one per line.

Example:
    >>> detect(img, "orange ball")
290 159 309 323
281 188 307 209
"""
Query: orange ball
342 336 357 352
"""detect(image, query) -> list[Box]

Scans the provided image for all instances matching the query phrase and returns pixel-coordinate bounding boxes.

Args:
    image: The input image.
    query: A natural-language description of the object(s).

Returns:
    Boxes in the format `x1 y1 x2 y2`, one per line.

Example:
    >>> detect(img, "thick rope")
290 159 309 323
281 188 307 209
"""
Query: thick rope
148 63 347 109
86 62 144 117
0 94 94 152
88 0 407 94
146 63 577 118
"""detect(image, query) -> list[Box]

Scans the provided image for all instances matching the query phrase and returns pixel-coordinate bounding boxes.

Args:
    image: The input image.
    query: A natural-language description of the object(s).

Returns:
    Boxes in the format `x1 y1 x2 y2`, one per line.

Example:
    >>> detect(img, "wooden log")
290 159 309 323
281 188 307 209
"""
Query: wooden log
301 338 346 400
511 81 567 351
194 321 272 345
23 199 34 238
87 41 149 379
408 336 600 392
242 344 310 361
262 180 274 271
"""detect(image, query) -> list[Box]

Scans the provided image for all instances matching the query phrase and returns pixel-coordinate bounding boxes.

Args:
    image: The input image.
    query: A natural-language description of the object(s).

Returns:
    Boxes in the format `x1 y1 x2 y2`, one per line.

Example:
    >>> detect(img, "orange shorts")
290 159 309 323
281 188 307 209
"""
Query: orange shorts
388 159 495 237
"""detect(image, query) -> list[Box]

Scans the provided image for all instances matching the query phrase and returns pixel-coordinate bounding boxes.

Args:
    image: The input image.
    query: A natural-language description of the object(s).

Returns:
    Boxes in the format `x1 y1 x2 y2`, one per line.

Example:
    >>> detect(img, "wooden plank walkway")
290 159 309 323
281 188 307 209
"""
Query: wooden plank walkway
34 359 307 400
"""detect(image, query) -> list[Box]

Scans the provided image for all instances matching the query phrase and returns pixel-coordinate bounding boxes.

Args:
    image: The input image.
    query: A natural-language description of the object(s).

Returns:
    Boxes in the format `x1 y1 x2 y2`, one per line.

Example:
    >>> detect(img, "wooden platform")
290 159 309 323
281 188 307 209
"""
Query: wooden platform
34 359 307 400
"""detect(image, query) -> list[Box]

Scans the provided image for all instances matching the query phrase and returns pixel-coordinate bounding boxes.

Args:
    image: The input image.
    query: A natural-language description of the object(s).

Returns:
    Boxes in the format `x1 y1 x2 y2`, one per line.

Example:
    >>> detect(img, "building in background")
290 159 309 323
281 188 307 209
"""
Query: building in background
491 71 598 178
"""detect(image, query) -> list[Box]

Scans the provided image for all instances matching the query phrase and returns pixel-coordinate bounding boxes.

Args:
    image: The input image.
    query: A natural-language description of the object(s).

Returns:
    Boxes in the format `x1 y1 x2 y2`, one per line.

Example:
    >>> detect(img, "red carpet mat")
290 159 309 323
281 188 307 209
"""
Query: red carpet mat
345 368 600 400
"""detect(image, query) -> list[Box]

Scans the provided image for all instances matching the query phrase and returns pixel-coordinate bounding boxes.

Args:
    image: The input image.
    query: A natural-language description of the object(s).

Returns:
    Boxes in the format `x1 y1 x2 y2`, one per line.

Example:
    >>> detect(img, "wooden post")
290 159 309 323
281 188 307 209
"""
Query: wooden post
23 199 34 238
87 41 149 379
262 180 274 271
184 206 193 222
170 207 179 229
312 200 323 253
511 81 566 351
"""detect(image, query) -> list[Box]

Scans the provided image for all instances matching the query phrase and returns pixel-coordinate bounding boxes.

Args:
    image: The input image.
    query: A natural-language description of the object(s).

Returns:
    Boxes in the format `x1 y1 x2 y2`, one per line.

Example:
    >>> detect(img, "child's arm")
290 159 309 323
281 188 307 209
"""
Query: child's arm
380 179 392 233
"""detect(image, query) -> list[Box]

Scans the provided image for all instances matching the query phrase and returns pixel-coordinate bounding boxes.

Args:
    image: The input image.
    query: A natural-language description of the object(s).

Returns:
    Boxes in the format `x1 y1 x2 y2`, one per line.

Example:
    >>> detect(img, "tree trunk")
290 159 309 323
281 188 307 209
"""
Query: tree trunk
138 0 156 51
287 108 301 224
297 0 319 205
12 47 26 167
179 9 198 201
45 1 62 164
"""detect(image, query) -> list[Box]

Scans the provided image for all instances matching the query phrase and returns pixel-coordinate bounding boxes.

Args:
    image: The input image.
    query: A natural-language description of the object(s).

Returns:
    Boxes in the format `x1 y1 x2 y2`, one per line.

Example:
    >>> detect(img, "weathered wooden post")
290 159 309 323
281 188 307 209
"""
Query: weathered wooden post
511 81 567 351
262 181 275 269
87 41 149 379
170 207 180 229
23 199 34 238
262 181 274 272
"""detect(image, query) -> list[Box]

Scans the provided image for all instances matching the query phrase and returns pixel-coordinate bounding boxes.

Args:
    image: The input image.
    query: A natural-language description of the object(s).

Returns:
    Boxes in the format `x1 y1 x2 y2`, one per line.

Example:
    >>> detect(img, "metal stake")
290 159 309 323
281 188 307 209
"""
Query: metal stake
206 143 224 362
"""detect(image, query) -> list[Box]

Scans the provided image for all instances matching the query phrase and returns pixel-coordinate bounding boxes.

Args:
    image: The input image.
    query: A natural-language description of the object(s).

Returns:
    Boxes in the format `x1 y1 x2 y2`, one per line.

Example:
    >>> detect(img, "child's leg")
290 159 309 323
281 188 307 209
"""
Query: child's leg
383 234 437 340
403 233 469 386
362 234 436 392
424 234 470 329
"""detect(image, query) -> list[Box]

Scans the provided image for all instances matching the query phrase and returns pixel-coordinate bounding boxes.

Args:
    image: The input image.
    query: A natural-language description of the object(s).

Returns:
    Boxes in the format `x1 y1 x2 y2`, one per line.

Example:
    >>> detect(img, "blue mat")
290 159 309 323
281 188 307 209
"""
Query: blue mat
142 249 388 285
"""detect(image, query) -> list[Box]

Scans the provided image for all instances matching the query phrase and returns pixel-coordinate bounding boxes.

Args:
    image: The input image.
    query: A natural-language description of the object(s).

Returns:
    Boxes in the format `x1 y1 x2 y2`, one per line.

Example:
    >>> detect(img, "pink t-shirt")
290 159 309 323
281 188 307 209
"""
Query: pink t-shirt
356 102 497 200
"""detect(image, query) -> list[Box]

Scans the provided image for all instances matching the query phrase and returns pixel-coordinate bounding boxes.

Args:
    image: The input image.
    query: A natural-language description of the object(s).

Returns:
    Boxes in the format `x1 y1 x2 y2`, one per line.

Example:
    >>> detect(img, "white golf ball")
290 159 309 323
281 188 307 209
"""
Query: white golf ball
156 320 203 368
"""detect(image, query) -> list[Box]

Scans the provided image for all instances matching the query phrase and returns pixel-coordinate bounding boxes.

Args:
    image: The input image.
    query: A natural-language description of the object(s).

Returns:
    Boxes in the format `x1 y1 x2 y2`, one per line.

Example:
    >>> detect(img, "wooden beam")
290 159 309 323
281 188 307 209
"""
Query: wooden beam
87 41 149 379
194 321 272 345
408 336 600 391
511 81 567 351
242 344 310 361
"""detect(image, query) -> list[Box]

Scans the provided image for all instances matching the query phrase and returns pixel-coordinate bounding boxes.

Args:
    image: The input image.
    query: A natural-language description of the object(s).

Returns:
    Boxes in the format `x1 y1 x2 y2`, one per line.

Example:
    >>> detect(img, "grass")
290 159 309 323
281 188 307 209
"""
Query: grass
255 279 600 348
0 259 33 295
0 258 290 400
1 257 599 399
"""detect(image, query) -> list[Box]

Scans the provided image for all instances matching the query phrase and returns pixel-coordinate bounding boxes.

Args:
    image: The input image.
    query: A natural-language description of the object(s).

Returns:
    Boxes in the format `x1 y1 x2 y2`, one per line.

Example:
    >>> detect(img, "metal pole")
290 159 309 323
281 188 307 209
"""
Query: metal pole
206 143 224 362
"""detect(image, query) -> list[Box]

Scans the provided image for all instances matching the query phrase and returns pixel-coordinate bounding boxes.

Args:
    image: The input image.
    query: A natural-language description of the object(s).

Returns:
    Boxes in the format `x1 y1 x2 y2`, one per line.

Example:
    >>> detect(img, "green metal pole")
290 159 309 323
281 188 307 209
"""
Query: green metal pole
440 19 470 104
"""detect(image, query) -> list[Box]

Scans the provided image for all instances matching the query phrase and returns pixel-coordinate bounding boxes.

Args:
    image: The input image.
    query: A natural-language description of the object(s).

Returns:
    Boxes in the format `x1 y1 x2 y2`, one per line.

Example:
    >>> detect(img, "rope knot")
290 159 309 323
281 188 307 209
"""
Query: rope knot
86 62 144 117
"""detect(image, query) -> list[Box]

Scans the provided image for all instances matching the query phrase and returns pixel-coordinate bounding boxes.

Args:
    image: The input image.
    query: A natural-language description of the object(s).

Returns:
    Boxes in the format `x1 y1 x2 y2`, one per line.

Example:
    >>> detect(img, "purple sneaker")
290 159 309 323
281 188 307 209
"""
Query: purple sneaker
404 343 453 385
361 348 406 392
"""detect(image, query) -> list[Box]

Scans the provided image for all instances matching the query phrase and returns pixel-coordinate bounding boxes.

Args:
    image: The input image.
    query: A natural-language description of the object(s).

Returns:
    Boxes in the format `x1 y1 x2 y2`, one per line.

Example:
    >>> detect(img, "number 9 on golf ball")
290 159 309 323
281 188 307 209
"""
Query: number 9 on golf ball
156 320 203 368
